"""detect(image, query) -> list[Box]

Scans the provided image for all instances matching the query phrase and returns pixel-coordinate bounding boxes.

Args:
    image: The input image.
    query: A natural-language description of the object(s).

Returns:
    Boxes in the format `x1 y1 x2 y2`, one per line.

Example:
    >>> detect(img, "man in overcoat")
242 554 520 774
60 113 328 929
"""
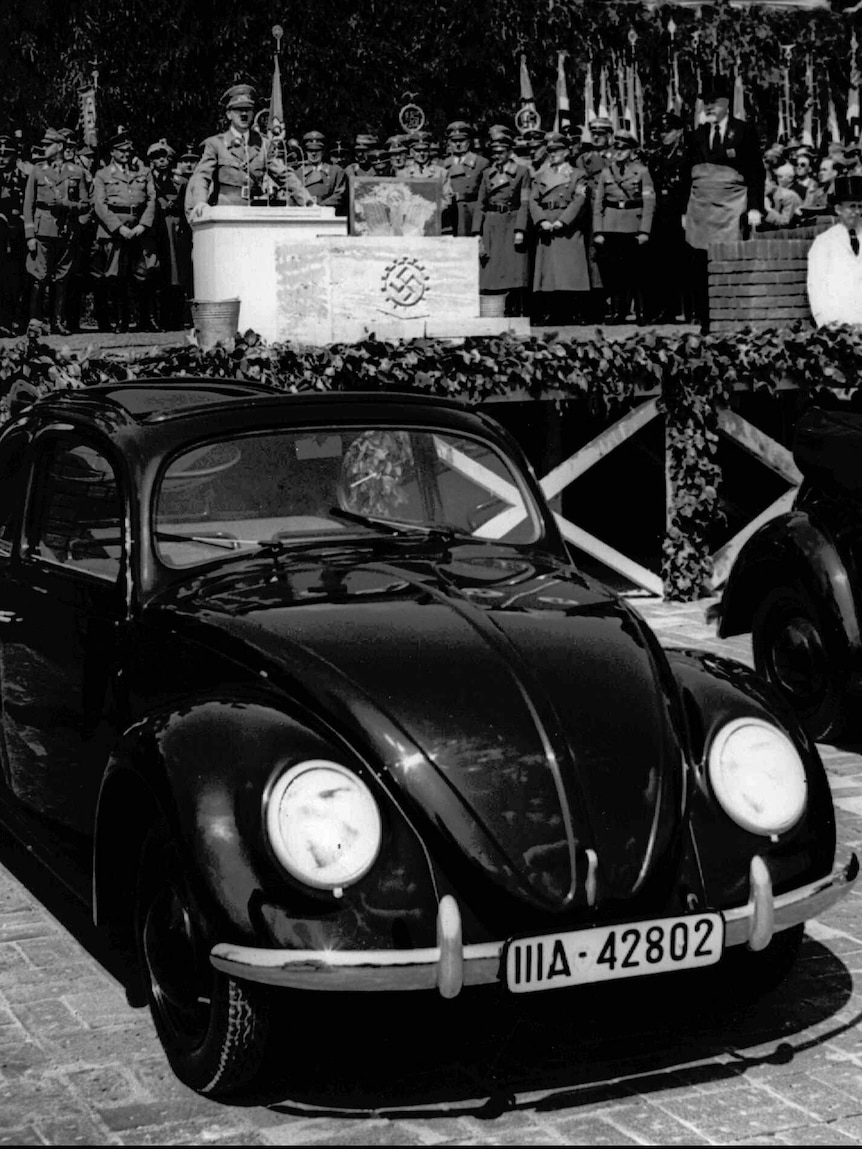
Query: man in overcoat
471 127 530 315
441 121 487 236
298 130 347 213
528 132 591 325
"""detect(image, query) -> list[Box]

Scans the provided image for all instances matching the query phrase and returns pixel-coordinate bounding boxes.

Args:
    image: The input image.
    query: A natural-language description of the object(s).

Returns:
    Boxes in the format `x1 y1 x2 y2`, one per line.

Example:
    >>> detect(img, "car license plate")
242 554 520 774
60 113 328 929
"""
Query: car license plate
505 912 724 993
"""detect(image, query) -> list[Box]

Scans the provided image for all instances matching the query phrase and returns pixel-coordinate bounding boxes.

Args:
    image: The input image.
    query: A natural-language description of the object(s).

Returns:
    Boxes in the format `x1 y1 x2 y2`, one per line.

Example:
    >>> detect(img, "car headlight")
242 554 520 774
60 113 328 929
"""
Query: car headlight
707 717 807 837
265 760 382 893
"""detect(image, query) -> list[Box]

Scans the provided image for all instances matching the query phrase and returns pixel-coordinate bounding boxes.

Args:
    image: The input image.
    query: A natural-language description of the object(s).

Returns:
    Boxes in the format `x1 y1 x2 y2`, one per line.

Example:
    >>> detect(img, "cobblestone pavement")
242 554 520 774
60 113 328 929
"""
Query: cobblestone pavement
0 596 861 1146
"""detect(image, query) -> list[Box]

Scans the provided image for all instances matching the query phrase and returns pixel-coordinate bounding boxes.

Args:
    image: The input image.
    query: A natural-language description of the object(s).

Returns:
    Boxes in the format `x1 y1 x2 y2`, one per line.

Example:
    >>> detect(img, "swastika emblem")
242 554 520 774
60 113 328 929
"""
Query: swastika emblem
381 257 431 309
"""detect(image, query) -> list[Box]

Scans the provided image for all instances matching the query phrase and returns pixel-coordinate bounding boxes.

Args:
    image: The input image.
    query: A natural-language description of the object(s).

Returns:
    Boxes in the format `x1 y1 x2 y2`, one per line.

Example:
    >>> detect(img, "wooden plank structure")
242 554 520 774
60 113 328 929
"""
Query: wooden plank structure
486 383 804 598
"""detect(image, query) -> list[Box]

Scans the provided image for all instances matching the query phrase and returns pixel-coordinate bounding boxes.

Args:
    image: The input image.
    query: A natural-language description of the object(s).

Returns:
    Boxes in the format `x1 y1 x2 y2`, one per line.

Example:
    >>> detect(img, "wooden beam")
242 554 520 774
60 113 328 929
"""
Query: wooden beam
718 409 803 484
541 398 660 499
553 514 664 596
710 487 798 589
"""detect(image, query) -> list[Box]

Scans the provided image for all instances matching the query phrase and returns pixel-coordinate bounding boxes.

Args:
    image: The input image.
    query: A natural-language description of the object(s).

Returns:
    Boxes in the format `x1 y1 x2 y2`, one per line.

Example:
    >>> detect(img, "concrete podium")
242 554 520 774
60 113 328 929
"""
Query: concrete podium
190 204 529 346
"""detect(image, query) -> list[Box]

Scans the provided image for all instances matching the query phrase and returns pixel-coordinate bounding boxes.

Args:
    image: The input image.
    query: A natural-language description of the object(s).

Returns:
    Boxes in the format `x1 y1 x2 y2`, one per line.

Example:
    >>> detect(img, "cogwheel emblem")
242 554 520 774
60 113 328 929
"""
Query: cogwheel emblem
381 257 431 309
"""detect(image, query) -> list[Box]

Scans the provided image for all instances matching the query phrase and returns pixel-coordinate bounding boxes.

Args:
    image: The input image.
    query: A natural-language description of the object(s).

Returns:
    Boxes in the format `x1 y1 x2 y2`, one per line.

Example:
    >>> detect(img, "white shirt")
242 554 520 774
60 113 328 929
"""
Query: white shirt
807 222 862 327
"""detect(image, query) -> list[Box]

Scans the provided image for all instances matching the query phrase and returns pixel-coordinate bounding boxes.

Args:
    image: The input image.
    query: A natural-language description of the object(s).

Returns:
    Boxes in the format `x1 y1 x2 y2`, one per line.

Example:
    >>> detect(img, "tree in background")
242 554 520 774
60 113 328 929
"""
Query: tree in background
1 0 859 151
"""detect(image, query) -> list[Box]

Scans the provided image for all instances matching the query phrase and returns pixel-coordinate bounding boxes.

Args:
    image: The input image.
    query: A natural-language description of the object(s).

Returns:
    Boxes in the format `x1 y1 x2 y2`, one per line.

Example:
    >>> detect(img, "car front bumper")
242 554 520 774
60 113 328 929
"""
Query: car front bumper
209 851 860 998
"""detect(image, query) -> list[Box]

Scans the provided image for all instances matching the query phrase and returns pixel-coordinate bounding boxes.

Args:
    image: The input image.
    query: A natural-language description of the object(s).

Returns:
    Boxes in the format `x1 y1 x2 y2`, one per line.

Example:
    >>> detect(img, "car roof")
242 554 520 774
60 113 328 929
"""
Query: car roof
31 378 476 429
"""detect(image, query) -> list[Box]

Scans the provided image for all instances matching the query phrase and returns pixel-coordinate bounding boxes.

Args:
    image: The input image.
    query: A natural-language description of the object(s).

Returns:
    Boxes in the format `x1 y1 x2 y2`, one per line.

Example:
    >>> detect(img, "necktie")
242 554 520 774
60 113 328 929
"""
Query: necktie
709 125 718 152
851 229 860 256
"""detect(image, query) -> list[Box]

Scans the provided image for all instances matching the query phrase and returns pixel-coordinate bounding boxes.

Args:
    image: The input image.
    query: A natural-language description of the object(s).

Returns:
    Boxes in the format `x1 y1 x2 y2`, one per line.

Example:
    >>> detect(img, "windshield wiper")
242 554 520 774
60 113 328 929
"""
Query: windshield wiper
326 507 466 541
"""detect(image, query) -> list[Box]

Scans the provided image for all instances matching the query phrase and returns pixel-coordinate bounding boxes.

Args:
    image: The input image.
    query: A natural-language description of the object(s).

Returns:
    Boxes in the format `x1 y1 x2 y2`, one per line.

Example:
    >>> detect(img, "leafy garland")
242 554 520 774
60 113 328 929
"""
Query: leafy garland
2 320 860 601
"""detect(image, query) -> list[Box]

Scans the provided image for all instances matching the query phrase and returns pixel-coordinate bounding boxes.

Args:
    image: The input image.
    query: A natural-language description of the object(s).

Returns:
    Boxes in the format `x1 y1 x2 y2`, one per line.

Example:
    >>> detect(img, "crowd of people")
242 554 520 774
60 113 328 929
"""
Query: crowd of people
0 78 857 339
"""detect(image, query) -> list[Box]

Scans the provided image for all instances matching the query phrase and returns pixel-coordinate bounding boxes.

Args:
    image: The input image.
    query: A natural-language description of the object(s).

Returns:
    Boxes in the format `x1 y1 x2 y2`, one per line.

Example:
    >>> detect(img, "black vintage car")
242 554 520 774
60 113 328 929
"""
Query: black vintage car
0 380 854 1099
716 403 862 743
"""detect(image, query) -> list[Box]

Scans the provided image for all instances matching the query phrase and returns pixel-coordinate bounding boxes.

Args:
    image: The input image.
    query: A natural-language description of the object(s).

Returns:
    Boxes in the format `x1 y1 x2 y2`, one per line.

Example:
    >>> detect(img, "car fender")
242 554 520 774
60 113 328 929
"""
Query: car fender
718 510 860 656
665 648 836 907
93 697 440 957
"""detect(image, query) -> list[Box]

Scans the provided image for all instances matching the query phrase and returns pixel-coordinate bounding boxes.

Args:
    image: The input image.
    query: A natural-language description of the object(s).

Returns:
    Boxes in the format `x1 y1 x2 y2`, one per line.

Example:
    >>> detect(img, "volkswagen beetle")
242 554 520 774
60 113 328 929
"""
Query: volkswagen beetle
0 379 854 1099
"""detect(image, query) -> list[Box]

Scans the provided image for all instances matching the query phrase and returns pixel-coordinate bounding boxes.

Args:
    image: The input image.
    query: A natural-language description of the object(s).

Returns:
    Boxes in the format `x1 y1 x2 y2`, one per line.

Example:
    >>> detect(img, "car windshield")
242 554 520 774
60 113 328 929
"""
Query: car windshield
153 426 543 568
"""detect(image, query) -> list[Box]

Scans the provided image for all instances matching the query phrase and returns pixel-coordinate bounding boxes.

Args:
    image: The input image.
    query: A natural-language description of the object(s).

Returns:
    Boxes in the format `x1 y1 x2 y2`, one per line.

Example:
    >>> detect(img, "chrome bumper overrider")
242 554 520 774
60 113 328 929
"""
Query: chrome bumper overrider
210 851 859 997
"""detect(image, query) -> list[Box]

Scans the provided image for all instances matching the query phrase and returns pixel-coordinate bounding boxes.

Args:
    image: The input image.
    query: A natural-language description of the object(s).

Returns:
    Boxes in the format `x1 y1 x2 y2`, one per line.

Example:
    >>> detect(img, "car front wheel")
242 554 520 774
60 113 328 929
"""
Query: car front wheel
752 585 850 742
135 825 272 1098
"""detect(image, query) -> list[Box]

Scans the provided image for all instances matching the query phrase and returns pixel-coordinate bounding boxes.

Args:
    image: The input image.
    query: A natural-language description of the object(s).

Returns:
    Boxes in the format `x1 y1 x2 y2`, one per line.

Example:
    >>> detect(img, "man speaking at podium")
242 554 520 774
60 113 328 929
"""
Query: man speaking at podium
185 84 312 219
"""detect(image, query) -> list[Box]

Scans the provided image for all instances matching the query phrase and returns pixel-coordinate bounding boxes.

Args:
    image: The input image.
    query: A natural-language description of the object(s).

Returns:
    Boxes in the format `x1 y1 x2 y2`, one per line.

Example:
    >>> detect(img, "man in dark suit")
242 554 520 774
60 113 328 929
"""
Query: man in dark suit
684 83 765 330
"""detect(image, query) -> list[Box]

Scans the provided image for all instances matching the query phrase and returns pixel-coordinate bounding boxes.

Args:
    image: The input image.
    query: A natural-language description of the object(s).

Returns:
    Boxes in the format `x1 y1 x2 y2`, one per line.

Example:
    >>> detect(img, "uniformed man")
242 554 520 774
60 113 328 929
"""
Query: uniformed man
386 134 409 175
366 147 391 177
344 134 378 179
593 130 655 324
442 120 488 236
60 129 94 333
576 116 615 322
646 111 692 323
91 128 158 332
298 130 347 213
23 127 90 333
175 145 200 180
528 132 591 325
186 85 310 217
149 139 191 330
0 134 27 335
471 126 530 315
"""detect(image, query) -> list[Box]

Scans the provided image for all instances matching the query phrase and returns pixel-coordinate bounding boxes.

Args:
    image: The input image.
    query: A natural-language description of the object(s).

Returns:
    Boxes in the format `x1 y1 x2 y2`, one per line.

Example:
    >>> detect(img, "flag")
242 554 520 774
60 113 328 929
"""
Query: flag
635 68 645 141
553 50 571 134
519 53 536 108
582 56 595 143
802 55 814 146
733 64 745 121
269 52 284 136
79 87 97 148
598 64 610 121
828 96 841 143
848 30 860 137
629 61 643 136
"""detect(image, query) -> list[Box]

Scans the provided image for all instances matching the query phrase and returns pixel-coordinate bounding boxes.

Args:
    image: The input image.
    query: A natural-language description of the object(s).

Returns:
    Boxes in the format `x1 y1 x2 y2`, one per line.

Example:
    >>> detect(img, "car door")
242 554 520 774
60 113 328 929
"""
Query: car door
0 428 129 836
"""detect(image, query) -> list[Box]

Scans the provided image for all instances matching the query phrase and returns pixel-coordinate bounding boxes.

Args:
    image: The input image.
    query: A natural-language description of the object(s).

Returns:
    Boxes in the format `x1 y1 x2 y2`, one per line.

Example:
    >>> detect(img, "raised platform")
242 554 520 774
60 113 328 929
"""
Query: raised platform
190 205 528 345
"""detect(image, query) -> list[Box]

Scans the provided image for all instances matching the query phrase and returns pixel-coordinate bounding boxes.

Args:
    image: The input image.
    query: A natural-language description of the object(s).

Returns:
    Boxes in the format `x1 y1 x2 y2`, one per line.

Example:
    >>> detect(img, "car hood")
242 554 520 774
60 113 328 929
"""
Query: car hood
161 545 686 913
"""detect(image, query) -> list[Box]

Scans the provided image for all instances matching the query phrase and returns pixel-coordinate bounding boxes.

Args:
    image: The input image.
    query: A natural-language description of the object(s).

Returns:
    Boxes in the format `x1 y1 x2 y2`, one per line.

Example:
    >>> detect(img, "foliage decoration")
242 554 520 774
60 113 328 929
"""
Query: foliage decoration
3 319 862 602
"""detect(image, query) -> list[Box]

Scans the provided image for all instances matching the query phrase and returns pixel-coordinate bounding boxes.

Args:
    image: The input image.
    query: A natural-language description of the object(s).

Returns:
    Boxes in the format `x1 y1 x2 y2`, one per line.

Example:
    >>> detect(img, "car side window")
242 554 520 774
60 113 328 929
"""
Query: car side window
27 441 124 581
0 429 31 560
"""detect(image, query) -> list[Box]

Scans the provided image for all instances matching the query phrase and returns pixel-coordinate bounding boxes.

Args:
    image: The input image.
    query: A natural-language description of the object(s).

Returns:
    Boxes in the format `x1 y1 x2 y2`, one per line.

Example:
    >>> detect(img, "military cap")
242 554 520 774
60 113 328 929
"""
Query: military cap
147 138 175 158
107 127 133 150
354 133 378 147
41 127 66 145
302 130 326 144
180 142 200 162
0 134 17 155
60 128 79 145
590 117 614 133
659 111 684 131
832 174 862 203
615 130 639 148
487 123 513 141
330 140 349 160
445 120 472 138
223 84 255 109
408 129 432 144
367 147 388 162
544 131 569 149
386 134 408 153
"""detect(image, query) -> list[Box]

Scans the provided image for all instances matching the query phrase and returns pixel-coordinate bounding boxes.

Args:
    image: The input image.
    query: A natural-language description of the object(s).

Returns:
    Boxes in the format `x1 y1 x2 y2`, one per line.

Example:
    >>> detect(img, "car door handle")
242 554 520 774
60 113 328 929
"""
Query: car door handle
0 611 23 625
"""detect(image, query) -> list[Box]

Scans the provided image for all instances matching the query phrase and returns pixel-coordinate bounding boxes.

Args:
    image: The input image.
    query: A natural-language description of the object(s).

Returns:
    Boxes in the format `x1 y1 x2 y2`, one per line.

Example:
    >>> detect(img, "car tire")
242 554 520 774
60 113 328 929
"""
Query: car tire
752 585 851 742
714 924 804 1001
135 824 272 1098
